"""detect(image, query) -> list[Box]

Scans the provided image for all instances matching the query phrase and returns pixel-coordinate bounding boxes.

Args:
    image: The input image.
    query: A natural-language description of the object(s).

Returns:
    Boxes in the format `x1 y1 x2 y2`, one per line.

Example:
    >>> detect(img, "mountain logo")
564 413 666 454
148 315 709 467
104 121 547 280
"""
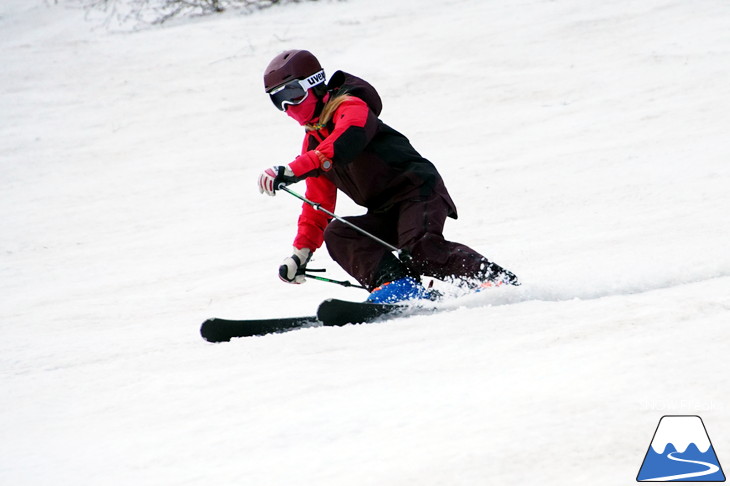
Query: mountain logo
637 415 725 482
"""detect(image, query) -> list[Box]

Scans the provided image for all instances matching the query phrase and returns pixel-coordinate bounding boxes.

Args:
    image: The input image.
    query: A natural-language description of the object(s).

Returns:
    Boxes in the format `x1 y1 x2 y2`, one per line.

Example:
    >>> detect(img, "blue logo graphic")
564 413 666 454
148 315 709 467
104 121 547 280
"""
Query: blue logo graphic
637 415 725 482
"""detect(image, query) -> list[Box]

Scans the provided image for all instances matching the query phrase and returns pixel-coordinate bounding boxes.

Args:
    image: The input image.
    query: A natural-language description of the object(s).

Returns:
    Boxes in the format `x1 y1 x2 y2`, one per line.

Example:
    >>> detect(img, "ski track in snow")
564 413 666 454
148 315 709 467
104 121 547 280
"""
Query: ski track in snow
410 270 730 318
1 0 730 485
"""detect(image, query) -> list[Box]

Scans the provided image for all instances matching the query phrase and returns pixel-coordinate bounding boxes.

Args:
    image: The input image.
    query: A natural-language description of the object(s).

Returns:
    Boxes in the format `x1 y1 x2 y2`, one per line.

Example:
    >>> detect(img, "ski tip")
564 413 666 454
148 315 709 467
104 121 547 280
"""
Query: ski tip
200 318 231 343
200 316 319 342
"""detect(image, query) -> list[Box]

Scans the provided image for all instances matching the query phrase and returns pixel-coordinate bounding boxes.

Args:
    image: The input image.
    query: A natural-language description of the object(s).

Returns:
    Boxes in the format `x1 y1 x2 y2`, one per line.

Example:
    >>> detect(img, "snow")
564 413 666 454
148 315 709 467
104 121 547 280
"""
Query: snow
1 0 729 484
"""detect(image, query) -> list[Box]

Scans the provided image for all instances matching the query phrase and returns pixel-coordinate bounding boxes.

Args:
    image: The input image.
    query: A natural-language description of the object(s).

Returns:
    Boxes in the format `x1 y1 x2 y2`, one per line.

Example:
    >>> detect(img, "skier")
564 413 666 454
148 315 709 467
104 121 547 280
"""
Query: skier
257 49 518 303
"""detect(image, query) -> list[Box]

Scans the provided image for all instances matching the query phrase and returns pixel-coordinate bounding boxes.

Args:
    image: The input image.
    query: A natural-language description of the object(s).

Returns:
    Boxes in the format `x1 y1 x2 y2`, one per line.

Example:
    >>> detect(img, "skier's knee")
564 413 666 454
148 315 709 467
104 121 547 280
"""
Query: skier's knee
408 232 449 264
323 219 347 243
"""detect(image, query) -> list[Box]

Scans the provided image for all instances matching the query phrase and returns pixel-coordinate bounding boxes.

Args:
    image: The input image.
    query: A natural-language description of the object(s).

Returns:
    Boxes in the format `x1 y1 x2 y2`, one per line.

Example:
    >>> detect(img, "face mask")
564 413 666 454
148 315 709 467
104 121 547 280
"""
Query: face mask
285 89 319 125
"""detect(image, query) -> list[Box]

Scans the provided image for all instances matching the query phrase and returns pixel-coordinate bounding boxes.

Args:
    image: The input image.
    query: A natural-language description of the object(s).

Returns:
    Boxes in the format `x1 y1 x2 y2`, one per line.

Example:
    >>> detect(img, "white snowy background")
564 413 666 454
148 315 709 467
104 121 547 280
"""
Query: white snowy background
2 0 729 484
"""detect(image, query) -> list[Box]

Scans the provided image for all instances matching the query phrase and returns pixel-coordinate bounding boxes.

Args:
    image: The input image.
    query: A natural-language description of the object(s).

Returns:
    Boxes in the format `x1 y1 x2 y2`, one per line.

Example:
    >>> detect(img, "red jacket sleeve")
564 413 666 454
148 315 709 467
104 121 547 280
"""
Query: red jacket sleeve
293 175 337 251
289 96 374 250
288 97 374 177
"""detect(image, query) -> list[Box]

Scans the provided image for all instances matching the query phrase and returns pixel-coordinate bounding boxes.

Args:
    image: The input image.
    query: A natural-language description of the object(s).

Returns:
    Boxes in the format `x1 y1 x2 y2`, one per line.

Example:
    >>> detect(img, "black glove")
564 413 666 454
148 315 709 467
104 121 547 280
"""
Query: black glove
278 248 311 284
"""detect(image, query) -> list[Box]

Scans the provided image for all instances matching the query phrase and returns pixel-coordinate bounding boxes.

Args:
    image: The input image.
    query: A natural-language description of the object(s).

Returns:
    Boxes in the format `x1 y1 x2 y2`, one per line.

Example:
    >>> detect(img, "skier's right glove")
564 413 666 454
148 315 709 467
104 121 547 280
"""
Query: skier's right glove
278 247 311 284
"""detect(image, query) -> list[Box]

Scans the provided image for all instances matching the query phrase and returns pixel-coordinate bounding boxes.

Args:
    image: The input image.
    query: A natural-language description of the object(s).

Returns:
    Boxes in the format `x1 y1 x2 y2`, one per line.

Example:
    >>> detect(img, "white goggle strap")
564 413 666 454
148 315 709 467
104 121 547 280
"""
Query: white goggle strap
298 70 326 90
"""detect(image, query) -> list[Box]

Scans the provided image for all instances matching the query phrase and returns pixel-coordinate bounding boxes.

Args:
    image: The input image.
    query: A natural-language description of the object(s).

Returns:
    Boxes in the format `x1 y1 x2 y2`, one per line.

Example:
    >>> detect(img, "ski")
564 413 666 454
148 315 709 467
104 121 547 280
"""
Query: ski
200 316 318 342
202 298 435 342
317 298 420 326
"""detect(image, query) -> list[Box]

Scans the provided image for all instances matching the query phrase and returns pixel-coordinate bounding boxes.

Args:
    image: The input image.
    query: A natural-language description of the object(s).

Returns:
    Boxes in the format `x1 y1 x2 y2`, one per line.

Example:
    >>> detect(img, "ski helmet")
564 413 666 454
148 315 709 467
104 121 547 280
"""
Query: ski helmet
263 50 324 92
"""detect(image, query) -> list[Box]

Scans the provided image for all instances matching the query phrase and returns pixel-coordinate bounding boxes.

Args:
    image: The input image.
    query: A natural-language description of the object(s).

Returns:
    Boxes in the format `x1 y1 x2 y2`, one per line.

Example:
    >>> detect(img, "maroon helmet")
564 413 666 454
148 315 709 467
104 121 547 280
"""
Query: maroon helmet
263 50 324 92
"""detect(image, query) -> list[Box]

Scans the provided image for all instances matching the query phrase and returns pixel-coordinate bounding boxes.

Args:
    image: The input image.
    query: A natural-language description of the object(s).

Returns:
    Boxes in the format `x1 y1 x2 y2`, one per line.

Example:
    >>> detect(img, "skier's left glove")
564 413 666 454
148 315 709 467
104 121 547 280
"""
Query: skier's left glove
278 247 311 284
258 165 297 196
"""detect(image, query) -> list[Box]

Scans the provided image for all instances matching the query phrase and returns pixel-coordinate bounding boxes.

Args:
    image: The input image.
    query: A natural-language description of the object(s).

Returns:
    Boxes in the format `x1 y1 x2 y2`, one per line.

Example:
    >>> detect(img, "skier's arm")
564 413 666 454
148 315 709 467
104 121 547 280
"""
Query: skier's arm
288 97 377 178
292 175 337 251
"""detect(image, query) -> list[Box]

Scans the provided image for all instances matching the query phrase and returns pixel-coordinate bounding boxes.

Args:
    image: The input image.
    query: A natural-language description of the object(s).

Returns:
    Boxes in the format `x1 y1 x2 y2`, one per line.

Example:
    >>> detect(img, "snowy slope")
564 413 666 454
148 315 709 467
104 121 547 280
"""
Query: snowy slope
1 0 729 484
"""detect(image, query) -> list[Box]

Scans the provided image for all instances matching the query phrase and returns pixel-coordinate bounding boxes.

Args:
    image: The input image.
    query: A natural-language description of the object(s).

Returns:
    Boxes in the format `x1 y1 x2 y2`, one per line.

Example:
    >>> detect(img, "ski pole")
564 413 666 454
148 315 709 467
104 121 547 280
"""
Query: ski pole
277 184 410 261
298 267 367 290
303 273 367 290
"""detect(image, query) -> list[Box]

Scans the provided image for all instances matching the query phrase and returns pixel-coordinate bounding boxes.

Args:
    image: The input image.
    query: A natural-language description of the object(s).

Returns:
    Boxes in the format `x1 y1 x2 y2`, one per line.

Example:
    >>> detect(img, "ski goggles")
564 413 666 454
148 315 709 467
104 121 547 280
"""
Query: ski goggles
268 70 326 111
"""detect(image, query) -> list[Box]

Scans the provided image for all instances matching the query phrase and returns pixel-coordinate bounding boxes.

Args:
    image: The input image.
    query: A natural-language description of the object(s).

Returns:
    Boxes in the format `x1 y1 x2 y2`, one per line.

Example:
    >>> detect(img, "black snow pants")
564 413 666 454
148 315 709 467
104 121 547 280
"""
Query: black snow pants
323 193 518 291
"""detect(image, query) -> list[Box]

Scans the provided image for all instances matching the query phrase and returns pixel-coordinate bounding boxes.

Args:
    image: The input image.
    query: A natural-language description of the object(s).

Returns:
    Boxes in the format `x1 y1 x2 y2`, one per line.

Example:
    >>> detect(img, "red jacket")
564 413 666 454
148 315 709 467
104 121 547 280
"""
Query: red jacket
288 71 457 251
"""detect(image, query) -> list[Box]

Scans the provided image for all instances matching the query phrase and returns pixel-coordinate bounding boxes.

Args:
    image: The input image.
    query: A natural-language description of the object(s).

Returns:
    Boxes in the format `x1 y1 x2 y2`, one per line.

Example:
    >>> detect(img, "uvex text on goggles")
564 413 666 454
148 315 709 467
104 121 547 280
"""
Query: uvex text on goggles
268 70 326 111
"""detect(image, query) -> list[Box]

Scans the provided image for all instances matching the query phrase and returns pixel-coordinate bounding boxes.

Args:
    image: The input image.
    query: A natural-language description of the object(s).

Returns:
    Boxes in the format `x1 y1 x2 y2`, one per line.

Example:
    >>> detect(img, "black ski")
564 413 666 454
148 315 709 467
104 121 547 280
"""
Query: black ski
200 316 318 342
202 299 433 342
317 298 411 326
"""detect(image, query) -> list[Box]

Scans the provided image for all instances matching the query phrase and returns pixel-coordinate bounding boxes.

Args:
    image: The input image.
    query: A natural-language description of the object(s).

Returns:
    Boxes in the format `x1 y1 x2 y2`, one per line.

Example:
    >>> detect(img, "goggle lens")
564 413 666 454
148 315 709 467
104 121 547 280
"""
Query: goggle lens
267 70 325 111
269 81 308 111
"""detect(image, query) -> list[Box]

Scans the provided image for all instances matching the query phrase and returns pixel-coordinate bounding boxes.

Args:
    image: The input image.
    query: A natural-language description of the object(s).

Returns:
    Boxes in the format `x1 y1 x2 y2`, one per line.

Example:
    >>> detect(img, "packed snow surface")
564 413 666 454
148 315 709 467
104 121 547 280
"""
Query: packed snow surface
1 0 729 484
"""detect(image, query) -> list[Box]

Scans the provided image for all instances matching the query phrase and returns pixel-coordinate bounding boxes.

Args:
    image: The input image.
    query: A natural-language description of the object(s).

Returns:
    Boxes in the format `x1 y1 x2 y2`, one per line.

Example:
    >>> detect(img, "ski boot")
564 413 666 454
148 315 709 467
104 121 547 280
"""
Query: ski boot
366 277 434 304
